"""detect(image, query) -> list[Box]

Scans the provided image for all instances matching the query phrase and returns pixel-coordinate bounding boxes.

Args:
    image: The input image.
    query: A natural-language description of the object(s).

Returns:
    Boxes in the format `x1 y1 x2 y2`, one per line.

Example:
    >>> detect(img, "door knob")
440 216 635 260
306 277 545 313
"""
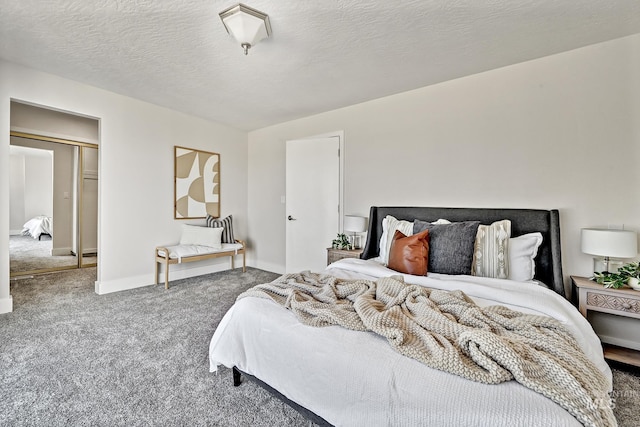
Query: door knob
288 215 296 221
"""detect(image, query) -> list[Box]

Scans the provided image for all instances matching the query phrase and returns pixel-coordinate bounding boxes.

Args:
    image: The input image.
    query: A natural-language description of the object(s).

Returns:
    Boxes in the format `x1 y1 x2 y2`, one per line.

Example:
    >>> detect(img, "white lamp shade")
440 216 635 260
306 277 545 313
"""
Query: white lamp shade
220 4 271 47
344 215 367 233
581 228 638 258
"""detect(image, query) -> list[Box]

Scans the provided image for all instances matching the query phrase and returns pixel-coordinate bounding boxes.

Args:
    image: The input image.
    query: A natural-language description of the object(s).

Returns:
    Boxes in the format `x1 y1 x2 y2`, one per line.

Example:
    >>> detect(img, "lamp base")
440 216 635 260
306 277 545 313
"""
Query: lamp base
349 234 362 250
593 257 623 274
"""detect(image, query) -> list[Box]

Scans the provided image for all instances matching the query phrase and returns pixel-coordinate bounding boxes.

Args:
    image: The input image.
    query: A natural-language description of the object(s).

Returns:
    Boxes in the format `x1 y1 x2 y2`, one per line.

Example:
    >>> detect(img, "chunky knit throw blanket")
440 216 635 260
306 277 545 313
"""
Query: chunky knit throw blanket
238 271 616 427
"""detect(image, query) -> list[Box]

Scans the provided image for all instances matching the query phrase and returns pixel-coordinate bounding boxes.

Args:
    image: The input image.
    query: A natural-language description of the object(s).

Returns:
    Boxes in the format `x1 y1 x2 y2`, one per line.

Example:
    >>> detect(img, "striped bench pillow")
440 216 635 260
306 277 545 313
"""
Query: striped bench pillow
206 215 235 244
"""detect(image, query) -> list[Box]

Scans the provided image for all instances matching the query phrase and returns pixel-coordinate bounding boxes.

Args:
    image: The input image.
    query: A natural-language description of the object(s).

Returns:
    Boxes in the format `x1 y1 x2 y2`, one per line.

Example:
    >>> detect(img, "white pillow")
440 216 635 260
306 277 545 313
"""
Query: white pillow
179 224 223 249
379 215 414 265
431 219 451 225
508 232 543 282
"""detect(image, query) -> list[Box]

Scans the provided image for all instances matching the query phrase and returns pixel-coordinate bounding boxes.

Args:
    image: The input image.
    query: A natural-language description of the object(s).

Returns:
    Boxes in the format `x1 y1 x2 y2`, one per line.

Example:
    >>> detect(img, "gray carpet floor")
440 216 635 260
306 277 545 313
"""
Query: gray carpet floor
9 234 96 274
1 267 639 426
10 234 77 273
1 267 310 426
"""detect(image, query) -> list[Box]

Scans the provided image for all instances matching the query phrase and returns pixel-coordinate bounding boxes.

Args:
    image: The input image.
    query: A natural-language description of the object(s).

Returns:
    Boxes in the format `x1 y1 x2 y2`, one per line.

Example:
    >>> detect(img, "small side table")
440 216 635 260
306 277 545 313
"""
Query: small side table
327 247 363 265
571 275 640 367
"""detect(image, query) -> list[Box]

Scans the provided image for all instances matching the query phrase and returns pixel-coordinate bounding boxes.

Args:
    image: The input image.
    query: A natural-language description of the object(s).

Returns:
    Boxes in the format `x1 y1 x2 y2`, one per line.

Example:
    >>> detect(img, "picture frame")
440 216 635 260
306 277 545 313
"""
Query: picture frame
174 146 220 219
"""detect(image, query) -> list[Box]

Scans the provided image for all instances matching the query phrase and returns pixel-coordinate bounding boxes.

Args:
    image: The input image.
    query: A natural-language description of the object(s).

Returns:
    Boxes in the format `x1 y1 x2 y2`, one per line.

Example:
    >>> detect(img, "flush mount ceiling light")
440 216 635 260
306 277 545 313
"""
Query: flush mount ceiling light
219 3 272 55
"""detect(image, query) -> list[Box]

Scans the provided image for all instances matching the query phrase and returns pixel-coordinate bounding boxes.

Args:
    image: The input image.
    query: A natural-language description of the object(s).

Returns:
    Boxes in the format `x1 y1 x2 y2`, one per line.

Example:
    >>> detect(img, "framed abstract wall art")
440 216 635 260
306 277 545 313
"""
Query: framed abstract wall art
174 146 220 219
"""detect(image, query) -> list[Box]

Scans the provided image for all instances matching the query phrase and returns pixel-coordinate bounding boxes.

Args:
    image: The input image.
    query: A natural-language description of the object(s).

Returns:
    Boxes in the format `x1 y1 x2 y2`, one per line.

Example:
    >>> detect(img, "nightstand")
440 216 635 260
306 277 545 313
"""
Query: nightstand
327 247 363 265
571 275 640 367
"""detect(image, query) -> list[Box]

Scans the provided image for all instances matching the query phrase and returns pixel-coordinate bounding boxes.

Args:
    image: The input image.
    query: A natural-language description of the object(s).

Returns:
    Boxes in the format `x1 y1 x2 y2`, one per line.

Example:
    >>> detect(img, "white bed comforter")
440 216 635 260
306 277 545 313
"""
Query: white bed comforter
21 215 52 239
209 258 612 427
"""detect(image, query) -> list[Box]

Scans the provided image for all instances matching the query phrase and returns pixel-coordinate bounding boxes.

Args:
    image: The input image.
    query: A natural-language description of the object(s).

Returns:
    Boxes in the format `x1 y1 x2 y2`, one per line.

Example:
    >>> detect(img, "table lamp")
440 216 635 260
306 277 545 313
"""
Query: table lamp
344 215 367 249
581 228 638 273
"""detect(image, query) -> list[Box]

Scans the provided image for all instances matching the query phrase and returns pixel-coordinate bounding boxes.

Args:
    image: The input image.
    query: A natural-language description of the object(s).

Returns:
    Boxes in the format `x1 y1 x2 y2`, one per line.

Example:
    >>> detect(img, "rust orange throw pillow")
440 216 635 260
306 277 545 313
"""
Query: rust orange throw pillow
388 229 430 276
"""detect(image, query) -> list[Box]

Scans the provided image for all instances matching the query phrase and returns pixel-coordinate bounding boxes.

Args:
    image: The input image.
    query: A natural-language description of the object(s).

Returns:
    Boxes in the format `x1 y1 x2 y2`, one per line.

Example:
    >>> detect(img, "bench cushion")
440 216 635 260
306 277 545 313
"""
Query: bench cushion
157 243 244 262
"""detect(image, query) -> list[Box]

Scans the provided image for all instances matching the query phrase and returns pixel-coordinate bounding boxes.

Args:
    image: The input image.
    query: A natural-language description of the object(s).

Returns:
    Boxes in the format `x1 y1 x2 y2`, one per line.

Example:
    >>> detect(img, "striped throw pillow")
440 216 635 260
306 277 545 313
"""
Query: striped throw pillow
206 215 235 244
472 219 511 279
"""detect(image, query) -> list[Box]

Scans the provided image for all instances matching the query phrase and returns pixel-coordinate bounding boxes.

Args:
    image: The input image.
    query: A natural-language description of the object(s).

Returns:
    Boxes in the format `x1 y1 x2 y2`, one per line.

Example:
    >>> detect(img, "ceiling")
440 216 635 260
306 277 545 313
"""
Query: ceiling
1 1 640 131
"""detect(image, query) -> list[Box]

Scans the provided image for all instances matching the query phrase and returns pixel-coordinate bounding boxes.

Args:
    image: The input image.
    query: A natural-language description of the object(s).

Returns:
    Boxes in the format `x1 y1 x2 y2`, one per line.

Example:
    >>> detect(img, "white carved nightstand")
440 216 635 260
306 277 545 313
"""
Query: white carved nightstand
571 275 640 367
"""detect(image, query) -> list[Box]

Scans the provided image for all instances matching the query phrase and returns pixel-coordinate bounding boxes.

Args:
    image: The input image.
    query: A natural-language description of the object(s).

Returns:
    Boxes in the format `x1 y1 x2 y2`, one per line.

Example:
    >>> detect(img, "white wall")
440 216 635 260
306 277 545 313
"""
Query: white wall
248 33 640 288
11 101 99 143
9 154 25 234
23 152 53 221
9 148 54 234
0 60 248 313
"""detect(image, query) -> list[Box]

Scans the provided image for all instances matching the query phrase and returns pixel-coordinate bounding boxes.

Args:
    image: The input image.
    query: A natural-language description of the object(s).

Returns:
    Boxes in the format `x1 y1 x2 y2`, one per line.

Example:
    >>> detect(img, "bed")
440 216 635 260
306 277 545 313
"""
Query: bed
21 215 53 240
209 207 614 427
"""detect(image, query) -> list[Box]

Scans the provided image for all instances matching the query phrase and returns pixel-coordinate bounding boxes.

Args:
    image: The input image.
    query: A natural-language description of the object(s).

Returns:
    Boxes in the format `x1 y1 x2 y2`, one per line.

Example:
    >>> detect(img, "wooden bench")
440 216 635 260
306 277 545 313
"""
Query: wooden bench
155 240 246 289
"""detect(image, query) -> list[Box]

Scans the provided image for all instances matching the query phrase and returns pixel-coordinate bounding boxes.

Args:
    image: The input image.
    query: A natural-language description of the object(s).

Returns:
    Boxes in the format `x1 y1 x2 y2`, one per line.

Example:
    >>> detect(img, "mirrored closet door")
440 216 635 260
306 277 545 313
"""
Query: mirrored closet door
9 133 98 277
76 146 98 268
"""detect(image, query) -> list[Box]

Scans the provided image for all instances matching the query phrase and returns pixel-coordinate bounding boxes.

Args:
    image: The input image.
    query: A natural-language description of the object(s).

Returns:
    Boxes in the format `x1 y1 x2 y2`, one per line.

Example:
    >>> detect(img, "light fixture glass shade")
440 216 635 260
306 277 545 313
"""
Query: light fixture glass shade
219 3 272 55
581 228 638 258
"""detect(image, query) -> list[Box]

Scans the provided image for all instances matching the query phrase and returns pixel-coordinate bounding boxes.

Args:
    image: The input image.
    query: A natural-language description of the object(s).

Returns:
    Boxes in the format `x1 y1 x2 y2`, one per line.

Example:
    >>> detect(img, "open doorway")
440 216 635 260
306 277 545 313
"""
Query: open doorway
9 101 99 278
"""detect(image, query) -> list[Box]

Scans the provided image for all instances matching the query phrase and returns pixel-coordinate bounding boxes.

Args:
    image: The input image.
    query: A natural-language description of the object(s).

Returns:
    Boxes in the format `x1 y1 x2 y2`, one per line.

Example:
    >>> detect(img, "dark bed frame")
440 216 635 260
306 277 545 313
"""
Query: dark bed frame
232 206 564 426
361 206 564 297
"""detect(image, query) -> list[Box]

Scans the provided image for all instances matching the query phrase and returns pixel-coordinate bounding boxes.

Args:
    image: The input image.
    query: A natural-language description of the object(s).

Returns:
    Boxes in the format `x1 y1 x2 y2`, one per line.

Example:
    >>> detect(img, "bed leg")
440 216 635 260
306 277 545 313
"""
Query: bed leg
232 367 242 386
242 252 246 273
231 255 235 270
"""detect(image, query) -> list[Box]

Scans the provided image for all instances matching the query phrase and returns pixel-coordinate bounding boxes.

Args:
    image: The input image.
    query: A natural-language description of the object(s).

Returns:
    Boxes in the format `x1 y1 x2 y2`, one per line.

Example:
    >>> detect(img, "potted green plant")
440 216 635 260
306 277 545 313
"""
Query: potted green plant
619 262 640 290
332 233 351 250
593 262 640 290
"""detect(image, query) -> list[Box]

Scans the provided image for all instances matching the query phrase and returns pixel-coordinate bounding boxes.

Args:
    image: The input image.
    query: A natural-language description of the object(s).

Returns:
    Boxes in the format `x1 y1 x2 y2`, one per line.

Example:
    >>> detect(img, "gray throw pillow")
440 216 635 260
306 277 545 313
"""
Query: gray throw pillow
413 220 480 275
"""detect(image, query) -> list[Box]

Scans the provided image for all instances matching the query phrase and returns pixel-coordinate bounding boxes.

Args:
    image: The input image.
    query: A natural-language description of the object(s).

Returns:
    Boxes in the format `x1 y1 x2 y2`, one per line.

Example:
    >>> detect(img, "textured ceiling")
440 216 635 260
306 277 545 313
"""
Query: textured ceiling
1 0 640 131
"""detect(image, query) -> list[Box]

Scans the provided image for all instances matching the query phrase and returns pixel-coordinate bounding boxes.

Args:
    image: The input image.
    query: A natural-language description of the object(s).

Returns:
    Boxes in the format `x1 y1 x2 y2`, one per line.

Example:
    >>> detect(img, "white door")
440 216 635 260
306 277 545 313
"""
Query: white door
286 137 340 273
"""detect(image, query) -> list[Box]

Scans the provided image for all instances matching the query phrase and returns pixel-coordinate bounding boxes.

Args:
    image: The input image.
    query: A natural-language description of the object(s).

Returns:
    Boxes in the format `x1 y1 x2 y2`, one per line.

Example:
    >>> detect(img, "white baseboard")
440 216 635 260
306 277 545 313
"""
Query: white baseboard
95 273 153 295
252 260 284 274
71 248 97 256
0 295 13 314
51 247 72 256
599 334 640 352
95 257 244 294
9 229 22 236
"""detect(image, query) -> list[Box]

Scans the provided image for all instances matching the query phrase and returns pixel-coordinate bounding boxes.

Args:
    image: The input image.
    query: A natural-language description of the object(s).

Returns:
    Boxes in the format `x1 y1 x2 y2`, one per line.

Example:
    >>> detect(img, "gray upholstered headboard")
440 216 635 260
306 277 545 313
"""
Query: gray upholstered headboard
360 207 564 297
